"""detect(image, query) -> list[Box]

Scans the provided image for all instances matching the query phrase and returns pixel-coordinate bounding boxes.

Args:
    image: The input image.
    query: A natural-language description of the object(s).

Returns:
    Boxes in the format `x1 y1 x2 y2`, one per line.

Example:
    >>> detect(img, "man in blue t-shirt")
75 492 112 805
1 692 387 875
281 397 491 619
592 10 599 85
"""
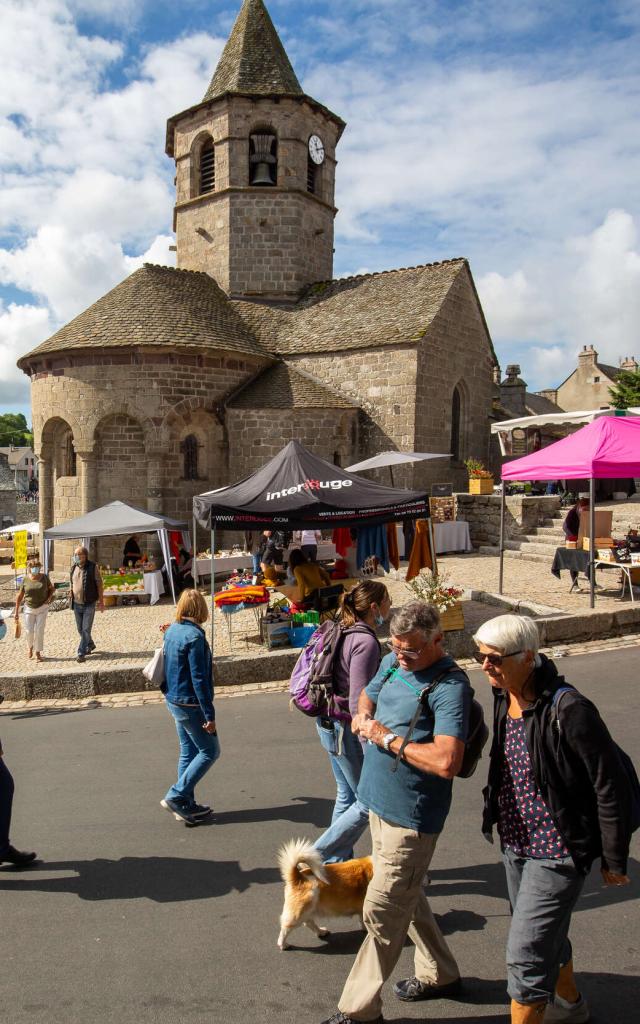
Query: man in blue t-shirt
322 601 472 1024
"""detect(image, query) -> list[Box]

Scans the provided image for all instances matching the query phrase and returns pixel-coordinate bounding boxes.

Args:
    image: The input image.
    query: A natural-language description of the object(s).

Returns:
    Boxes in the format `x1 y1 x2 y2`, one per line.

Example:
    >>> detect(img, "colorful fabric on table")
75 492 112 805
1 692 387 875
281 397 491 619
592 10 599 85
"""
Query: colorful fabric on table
214 585 269 607
356 525 389 572
406 519 433 581
332 527 353 557
386 522 400 570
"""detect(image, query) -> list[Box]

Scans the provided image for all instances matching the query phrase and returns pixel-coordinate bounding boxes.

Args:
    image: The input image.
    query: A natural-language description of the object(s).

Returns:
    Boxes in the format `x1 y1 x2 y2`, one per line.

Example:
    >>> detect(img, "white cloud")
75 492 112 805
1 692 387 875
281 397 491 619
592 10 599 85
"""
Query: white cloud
0 301 53 406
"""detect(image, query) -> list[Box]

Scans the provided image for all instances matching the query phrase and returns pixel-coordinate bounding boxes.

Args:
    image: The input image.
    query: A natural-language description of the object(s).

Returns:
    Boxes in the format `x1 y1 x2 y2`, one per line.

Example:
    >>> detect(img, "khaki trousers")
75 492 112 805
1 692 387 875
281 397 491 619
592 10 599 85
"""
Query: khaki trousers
338 812 459 1021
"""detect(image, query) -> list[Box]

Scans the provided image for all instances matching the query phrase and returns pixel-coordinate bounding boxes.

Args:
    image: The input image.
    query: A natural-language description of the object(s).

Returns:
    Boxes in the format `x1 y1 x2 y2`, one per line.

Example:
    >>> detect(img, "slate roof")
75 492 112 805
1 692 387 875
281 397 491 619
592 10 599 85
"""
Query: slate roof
19 265 269 364
227 361 356 409
596 362 621 381
525 392 562 416
204 0 302 102
232 259 469 355
0 453 15 492
0 447 33 469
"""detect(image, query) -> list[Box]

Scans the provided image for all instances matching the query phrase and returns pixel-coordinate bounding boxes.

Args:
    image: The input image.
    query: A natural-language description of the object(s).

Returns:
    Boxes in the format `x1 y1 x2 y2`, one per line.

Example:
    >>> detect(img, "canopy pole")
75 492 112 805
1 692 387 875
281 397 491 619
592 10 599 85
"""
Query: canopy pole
210 526 215 654
389 465 395 487
499 485 506 594
192 513 198 587
589 478 595 610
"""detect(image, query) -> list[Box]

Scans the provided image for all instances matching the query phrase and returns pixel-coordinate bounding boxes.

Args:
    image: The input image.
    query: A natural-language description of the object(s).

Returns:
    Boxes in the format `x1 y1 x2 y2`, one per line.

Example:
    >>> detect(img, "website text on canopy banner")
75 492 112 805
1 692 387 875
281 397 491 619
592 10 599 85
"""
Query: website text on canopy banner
193 440 431 651
498 415 640 609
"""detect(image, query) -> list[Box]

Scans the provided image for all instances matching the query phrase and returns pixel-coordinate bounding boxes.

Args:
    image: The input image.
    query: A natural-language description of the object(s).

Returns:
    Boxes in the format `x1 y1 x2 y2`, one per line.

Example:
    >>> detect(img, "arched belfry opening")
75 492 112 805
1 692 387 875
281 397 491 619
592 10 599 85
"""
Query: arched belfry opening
199 139 215 194
249 131 277 186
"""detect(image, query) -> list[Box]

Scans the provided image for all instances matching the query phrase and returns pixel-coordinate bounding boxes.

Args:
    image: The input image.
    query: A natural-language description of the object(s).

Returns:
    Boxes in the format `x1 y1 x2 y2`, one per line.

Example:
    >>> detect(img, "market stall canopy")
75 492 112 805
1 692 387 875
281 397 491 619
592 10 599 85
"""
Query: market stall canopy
194 440 429 529
491 407 640 433
501 416 640 481
0 521 39 536
345 451 450 471
44 501 187 539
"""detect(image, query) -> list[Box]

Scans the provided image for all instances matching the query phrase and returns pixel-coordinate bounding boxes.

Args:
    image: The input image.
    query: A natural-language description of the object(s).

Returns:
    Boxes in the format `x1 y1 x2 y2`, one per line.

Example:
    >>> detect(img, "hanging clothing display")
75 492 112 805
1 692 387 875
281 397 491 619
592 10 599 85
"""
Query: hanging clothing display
402 518 416 561
406 519 434 581
386 522 400 570
332 527 353 557
356 525 389 573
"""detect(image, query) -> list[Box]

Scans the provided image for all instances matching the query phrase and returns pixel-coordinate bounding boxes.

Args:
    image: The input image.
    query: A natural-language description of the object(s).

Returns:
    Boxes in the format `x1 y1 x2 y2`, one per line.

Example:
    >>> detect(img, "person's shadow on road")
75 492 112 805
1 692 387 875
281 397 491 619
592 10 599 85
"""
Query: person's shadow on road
0 856 279 902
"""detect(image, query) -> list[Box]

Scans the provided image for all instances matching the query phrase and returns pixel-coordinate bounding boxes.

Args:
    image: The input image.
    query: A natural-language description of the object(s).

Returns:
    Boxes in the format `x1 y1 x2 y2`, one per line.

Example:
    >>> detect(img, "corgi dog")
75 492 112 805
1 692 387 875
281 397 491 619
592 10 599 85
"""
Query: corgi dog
277 838 373 950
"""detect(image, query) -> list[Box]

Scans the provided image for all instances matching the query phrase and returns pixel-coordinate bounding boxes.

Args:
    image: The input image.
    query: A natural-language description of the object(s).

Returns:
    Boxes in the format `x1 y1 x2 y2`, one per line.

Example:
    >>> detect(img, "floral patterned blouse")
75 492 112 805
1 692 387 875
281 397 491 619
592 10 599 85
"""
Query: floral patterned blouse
497 714 569 859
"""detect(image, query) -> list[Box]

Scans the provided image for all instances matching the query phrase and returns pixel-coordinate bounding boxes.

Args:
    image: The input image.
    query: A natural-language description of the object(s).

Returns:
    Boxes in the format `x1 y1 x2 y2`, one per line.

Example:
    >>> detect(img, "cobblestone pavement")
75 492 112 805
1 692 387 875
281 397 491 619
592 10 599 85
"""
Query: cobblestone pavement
2 632 638 713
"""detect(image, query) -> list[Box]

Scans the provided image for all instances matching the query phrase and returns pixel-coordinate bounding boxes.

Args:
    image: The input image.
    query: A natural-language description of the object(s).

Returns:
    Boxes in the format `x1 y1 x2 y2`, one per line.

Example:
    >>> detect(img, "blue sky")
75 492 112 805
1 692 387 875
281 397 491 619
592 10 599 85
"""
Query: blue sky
1 0 639 421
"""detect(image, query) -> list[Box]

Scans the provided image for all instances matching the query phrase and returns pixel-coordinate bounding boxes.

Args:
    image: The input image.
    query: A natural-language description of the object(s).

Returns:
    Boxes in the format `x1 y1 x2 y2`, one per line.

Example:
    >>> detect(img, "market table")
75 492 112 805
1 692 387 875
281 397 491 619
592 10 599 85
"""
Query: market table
551 547 591 588
143 569 165 605
433 521 472 554
195 542 338 578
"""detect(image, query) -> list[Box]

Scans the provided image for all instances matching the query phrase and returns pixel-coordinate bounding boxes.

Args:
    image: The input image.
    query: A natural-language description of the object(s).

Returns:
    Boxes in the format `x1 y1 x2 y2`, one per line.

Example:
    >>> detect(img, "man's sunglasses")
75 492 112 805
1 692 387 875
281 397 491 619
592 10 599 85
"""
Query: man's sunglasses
472 650 524 667
385 640 428 660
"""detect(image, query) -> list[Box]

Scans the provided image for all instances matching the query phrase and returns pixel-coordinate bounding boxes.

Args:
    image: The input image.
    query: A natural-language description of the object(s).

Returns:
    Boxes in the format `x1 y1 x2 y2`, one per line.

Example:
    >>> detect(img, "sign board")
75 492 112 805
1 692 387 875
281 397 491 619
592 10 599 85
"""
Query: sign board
431 483 453 497
13 530 27 572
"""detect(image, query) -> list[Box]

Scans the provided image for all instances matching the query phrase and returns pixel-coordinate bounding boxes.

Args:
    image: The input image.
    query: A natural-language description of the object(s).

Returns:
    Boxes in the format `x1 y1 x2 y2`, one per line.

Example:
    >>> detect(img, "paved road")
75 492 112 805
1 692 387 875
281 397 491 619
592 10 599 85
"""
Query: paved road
1 649 638 1024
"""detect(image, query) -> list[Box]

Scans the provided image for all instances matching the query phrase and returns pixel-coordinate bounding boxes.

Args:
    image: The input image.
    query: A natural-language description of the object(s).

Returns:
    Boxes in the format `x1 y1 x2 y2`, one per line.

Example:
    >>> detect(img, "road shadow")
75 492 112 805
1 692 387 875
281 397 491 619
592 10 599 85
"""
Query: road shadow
0 856 279 902
435 908 490 935
428 859 640 911
213 796 335 828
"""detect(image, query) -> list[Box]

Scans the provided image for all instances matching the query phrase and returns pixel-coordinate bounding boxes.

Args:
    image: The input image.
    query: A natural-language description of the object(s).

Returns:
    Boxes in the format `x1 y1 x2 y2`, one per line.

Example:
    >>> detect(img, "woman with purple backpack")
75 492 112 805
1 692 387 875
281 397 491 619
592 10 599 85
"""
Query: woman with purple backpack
314 580 392 862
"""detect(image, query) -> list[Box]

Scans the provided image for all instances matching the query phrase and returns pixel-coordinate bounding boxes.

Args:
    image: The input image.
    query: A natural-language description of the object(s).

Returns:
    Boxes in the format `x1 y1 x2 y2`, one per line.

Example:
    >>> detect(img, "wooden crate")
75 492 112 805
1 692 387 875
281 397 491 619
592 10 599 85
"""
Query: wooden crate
440 602 465 631
468 478 494 495
429 496 456 522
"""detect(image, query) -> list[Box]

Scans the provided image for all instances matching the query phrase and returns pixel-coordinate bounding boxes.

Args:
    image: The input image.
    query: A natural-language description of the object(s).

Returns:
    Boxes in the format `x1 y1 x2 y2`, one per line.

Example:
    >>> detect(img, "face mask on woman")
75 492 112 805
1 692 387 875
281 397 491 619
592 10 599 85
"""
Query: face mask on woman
30 566 41 576
373 604 389 627
73 554 81 565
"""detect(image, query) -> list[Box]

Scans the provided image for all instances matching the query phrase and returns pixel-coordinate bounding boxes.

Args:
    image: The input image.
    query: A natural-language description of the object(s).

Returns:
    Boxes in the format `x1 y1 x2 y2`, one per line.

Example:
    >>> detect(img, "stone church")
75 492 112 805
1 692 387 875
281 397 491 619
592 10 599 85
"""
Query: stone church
18 0 497 565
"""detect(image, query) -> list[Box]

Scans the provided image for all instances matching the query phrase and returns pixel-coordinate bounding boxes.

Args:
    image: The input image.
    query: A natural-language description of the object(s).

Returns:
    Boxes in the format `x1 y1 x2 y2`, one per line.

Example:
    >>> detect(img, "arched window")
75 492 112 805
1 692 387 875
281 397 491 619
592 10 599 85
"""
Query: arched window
450 386 462 462
199 140 215 194
181 435 199 480
63 430 76 477
249 132 277 186
307 154 316 195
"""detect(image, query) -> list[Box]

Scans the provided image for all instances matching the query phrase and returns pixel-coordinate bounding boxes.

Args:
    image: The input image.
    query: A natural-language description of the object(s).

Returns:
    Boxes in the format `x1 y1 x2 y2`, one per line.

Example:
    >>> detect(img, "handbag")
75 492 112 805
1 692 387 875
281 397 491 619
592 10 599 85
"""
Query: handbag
14 617 22 640
142 646 165 688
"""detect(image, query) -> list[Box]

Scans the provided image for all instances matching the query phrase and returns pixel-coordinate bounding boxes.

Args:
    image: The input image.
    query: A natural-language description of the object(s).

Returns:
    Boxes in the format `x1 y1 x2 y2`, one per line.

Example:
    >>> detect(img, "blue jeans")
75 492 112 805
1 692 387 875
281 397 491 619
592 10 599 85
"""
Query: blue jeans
251 552 261 574
503 848 585 1004
73 603 96 656
165 701 220 808
0 758 15 859
315 718 368 861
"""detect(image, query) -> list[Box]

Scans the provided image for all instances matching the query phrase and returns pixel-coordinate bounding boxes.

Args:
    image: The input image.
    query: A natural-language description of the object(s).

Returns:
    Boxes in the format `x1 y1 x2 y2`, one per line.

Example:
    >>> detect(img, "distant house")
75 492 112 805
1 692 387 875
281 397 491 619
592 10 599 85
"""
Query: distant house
0 446 38 492
0 452 17 527
539 346 638 412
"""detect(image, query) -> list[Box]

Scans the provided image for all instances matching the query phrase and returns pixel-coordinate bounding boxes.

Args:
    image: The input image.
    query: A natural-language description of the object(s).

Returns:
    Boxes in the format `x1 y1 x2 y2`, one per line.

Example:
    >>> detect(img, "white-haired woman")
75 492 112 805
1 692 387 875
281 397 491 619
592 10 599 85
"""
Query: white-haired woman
473 614 632 1024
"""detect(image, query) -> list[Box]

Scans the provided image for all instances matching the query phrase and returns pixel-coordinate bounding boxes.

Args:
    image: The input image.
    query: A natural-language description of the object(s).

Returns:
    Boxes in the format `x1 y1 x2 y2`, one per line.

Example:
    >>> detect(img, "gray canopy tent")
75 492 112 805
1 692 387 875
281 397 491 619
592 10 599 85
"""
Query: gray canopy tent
346 450 450 486
43 501 188 604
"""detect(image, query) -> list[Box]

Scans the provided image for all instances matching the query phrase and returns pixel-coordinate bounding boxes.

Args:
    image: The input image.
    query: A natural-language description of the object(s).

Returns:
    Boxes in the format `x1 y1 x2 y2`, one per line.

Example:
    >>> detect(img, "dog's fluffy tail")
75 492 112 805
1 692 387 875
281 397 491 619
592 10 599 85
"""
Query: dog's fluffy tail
277 838 329 886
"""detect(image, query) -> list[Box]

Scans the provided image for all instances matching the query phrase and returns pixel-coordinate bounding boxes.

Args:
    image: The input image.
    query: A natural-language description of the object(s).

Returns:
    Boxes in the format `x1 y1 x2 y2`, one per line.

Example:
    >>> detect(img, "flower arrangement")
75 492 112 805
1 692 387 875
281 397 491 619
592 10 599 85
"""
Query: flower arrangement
408 570 464 612
464 458 493 479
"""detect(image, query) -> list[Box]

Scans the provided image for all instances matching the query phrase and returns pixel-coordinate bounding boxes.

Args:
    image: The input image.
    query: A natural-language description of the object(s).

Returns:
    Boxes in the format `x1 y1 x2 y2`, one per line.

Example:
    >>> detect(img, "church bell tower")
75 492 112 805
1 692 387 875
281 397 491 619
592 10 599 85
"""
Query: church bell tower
166 0 346 303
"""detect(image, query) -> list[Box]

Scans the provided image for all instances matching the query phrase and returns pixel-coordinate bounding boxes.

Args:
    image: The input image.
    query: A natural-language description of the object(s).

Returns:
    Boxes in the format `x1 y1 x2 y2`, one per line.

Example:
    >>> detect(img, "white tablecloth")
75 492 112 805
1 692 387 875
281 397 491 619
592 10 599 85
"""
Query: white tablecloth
434 521 472 554
195 542 338 578
143 570 165 605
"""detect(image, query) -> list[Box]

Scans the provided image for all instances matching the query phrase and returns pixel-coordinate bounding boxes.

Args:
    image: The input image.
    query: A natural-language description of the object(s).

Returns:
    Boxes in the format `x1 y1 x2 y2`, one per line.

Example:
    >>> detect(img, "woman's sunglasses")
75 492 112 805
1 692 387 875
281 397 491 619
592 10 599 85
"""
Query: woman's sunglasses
472 650 524 667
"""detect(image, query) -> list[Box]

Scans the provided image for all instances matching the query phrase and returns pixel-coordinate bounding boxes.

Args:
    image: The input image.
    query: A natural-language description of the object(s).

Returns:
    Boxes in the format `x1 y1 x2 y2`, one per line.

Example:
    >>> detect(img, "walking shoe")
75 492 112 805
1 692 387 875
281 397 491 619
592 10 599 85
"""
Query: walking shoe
88 642 96 652
321 1014 383 1024
393 976 462 1001
77 654 86 663
544 995 589 1023
160 798 198 824
1 845 38 867
189 803 213 818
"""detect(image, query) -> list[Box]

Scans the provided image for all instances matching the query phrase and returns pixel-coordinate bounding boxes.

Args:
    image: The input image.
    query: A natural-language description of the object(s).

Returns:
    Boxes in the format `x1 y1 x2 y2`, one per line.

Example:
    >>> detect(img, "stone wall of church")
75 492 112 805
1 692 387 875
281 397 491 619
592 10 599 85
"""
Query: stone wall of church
226 406 358 479
29 348 267 568
283 345 419 488
414 266 495 493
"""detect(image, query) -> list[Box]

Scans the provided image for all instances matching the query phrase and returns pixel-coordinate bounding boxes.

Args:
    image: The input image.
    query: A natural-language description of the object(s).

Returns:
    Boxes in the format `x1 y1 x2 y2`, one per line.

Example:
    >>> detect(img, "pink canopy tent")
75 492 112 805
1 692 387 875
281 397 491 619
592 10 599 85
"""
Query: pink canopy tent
498 416 640 607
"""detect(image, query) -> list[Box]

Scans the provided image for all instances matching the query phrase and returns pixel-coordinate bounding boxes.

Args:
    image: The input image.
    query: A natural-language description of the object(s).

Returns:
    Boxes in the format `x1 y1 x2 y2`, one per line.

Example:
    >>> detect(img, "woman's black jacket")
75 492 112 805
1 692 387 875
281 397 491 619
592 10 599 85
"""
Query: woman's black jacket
482 654 632 875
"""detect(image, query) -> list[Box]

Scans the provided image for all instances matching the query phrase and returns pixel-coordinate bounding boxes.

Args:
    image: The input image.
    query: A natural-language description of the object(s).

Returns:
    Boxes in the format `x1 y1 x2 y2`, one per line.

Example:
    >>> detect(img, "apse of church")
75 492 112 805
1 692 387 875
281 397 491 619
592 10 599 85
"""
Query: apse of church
18 0 496 567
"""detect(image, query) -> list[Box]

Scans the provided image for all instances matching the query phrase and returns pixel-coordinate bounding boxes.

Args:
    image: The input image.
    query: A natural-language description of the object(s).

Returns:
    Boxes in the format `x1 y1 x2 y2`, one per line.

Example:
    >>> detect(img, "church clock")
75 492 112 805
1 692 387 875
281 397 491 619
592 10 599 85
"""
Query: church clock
308 135 325 165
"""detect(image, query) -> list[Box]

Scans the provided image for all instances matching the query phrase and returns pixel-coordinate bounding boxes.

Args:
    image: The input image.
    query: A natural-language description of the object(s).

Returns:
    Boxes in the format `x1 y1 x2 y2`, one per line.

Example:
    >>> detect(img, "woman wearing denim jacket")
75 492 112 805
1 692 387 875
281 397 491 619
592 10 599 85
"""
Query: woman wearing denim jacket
314 580 391 862
160 589 219 826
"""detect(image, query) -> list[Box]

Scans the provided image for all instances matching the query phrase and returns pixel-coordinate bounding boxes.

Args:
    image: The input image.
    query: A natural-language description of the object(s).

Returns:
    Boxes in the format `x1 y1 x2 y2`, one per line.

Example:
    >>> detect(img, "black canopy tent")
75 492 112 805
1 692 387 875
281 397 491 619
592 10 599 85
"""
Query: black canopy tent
193 440 432 650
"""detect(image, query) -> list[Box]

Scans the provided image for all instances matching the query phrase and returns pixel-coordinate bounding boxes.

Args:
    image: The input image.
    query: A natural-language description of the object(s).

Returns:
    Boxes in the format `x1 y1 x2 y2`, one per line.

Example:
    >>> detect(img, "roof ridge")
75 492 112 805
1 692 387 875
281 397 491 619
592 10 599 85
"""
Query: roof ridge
301 257 468 297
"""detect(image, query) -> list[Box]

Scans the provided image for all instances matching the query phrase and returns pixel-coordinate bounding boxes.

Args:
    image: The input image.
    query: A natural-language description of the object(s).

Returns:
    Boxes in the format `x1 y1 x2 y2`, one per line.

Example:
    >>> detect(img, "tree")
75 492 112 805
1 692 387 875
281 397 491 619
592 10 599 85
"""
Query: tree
608 369 640 410
0 413 33 447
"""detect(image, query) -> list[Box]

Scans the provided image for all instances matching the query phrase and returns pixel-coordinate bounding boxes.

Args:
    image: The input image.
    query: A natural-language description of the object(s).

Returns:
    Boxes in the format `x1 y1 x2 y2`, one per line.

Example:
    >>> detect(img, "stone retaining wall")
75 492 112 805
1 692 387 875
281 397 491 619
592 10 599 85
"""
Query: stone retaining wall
455 494 561 548
15 500 39 524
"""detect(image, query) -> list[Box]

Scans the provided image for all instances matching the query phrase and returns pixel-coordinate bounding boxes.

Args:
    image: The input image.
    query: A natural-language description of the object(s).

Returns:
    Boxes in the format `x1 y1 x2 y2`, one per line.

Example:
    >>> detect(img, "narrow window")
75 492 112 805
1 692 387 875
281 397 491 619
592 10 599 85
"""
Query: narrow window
249 132 277 186
64 431 76 477
200 140 215 194
307 154 316 195
450 387 461 461
182 434 199 480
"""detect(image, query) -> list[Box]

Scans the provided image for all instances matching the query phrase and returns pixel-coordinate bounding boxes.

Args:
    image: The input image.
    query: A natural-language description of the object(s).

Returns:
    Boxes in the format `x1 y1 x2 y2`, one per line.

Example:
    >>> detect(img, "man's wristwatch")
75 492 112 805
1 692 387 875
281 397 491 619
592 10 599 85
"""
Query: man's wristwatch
382 732 399 752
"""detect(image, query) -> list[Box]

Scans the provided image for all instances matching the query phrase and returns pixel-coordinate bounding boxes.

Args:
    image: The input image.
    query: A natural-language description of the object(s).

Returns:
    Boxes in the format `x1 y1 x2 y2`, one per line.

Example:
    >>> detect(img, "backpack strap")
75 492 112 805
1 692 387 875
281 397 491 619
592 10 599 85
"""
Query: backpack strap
551 685 577 736
391 667 467 773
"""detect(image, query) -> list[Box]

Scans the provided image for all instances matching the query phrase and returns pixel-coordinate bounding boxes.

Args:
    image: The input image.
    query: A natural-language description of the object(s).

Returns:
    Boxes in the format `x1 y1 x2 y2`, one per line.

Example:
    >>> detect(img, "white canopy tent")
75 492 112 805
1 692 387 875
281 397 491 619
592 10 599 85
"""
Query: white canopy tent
43 501 188 604
346 450 450 486
492 407 640 454
0 521 39 536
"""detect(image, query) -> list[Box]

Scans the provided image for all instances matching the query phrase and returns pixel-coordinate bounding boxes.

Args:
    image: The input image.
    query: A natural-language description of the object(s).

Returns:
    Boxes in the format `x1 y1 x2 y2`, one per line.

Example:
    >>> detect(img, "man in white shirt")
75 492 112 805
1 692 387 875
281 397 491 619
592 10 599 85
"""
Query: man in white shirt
295 529 322 562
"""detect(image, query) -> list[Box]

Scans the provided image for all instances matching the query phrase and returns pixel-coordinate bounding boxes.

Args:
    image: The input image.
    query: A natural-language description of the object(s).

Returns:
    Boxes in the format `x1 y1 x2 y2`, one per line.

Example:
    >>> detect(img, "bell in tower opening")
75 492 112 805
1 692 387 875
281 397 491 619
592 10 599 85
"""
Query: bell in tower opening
249 132 277 186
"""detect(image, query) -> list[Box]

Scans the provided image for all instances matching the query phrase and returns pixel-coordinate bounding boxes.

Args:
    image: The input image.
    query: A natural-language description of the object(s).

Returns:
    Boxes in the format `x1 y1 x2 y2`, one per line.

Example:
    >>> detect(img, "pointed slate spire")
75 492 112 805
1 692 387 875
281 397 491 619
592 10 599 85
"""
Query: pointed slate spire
204 0 303 101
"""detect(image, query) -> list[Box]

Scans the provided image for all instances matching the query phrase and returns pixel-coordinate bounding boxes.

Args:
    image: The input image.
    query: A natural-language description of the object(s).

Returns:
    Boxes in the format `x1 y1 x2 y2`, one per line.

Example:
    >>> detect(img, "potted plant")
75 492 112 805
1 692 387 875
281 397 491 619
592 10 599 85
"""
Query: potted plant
408 570 465 631
464 458 494 495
